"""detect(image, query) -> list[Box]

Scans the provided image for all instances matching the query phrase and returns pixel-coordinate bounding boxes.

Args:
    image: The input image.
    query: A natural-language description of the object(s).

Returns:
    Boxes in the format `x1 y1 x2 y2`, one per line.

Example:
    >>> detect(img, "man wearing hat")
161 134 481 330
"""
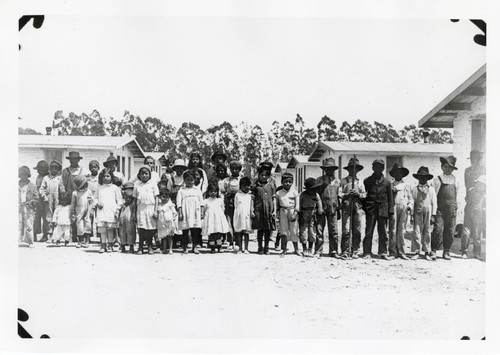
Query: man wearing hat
430 156 460 260
60 151 90 242
388 163 413 260
316 158 341 258
103 153 126 185
39 160 62 240
410 166 437 261
338 157 366 259
33 160 49 241
463 150 485 258
206 151 228 180
362 159 394 260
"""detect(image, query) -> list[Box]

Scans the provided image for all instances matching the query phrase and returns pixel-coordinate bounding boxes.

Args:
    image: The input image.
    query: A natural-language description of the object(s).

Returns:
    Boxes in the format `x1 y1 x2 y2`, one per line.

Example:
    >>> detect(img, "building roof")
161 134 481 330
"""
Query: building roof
274 161 290 173
18 135 145 158
287 155 321 168
419 64 486 129
143 152 167 162
308 141 453 161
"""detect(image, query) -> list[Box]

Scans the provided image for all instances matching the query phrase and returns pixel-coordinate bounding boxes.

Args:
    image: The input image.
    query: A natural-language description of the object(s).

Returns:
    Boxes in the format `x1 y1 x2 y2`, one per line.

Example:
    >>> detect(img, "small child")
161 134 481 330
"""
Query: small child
33 160 49 242
51 193 72 246
18 166 39 246
133 166 159 255
430 156 459 260
192 167 206 194
252 165 276 255
298 178 323 257
188 152 208 192
222 160 242 250
96 168 123 253
118 182 137 253
71 175 93 248
410 166 437 261
39 160 62 241
157 188 178 254
388 163 413 260
177 170 204 254
170 159 187 249
202 182 231 253
276 173 300 256
462 175 486 260
88 160 100 241
233 176 254 254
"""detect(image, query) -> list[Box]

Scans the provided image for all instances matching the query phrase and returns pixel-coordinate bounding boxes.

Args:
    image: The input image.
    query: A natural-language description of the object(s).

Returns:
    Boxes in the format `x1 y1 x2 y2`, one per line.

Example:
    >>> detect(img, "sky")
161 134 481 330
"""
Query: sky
19 16 486 133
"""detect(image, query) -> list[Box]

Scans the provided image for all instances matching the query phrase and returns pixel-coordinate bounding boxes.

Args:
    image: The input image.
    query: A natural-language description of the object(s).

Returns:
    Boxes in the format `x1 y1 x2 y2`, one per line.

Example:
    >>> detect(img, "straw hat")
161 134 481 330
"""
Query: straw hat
320 158 339 170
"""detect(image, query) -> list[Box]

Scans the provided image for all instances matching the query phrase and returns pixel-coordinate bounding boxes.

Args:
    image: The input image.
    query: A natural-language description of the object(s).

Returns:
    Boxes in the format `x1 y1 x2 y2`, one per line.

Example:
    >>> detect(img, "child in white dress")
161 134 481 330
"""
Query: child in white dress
177 170 204 254
233 176 254 254
96 168 123 253
51 193 72 246
157 189 178 254
202 182 230 253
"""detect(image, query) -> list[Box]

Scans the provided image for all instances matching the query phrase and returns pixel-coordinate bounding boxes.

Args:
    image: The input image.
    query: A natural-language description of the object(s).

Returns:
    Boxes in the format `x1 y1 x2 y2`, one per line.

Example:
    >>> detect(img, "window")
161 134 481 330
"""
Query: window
116 155 121 171
122 157 126 174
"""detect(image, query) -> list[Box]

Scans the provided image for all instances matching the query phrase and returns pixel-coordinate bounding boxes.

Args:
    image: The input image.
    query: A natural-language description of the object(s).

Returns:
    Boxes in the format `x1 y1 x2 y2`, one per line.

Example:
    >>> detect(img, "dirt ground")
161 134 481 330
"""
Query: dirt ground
18 231 485 340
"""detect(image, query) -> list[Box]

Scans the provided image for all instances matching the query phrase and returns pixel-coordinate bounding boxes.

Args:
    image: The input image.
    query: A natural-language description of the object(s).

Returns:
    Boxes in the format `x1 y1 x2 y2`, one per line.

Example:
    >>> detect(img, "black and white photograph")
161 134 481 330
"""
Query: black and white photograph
2 0 500 353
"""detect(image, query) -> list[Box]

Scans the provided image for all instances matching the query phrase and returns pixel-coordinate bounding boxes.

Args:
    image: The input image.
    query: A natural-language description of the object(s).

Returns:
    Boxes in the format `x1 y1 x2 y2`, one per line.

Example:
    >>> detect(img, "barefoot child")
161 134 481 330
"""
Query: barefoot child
33 160 49 242
233 176 254 254
202 182 230 253
252 165 276 255
51 193 72 246
133 166 159 255
157 188 177 254
118 182 137 253
222 160 242 250
410 166 436 261
88 160 100 241
276 173 300 256
71 175 93 248
18 166 39 246
177 170 204 254
96 168 123 253
388 163 413 260
39 160 62 240
298 178 323 257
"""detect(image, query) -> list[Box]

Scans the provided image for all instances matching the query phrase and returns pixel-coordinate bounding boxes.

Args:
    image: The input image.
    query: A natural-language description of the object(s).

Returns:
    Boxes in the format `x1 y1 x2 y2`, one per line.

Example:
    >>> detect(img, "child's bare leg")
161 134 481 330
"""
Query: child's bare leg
167 235 173 254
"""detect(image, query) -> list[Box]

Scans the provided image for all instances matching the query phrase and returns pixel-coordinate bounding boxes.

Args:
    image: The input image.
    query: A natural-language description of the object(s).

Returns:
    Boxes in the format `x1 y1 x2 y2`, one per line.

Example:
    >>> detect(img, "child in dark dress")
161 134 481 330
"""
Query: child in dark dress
252 166 276 255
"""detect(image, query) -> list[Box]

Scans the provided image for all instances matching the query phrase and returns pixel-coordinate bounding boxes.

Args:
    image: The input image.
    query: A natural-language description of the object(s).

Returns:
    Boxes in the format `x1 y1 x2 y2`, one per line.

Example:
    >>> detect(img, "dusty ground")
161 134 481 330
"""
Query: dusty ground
18 232 485 340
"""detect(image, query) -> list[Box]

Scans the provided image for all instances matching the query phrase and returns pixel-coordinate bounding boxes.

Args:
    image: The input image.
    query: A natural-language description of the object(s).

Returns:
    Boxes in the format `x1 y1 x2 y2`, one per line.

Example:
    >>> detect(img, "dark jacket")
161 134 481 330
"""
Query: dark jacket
363 174 394 217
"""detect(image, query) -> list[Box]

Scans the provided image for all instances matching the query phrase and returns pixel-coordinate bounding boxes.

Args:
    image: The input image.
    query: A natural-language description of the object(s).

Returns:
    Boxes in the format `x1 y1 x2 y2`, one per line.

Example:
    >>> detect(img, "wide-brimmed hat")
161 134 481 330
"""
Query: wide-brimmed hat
66 151 82 160
74 175 88 190
439 156 458 170
211 152 227 162
343 157 364 172
321 158 339 170
49 160 62 169
469 150 483 159
304 177 321 190
103 154 118 167
34 160 49 171
413 166 434 180
172 159 187 170
389 163 409 178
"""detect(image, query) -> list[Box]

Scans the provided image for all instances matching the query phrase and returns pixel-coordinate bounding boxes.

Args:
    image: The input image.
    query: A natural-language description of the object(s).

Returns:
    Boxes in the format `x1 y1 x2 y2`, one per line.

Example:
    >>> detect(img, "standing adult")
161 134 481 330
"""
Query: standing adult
462 150 486 258
59 151 90 242
188 152 208 193
315 158 341 258
362 159 394 260
33 160 49 242
206 152 228 181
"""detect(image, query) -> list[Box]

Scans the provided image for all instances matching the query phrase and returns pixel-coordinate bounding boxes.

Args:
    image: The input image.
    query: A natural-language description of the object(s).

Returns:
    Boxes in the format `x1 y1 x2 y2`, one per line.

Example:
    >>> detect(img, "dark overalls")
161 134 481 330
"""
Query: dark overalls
431 177 457 253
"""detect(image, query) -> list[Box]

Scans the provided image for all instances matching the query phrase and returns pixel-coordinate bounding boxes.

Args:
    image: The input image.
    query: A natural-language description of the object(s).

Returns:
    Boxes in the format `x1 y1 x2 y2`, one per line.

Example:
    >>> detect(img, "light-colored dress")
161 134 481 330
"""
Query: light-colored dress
133 180 159 230
202 197 230 236
52 204 71 242
177 186 203 230
157 200 178 238
233 191 253 233
96 184 123 228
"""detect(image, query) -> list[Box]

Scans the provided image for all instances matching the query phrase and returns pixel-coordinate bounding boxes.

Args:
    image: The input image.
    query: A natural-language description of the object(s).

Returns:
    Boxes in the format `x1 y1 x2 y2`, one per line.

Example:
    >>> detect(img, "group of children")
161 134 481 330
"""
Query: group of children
19 149 486 261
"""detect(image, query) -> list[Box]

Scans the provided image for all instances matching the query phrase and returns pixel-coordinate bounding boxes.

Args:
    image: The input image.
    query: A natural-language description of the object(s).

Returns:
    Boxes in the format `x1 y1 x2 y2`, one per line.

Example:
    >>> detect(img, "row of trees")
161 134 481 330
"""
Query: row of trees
20 110 452 172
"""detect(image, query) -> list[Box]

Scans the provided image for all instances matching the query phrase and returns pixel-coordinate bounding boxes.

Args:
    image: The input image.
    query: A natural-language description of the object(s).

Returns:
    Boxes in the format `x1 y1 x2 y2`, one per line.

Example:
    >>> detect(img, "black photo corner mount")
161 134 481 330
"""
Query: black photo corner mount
18 308 50 339
450 19 486 46
18 15 45 50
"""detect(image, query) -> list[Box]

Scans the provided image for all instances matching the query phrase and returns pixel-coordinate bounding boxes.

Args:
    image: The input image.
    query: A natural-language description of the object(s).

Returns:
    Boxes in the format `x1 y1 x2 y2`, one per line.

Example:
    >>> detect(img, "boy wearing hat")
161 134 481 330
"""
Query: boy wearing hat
33 160 49 242
60 151 90 241
363 159 394 260
339 158 366 259
207 151 228 180
39 160 62 240
103 153 126 185
430 156 460 260
298 177 324 257
388 163 413 260
70 175 93 248
316 158 341 258
410 166 437 261
118 182 137 253
19 166 39 246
